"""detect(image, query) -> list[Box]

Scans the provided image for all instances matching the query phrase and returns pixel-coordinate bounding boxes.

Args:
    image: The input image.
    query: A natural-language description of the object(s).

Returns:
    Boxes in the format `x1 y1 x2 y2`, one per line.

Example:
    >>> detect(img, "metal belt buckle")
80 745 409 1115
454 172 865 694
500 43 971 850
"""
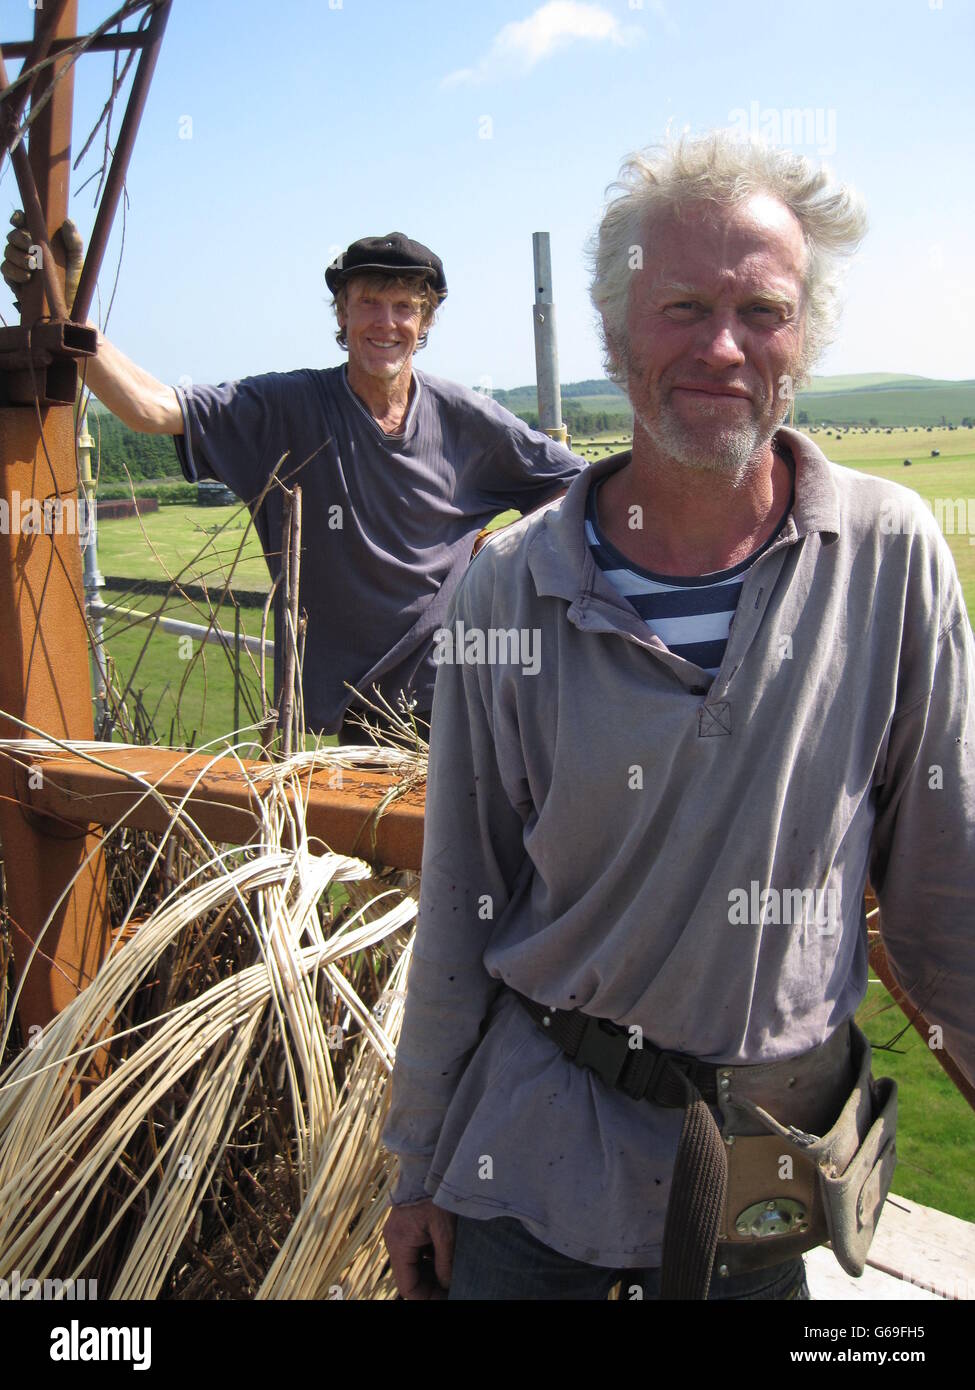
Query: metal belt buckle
572 1016 629 1089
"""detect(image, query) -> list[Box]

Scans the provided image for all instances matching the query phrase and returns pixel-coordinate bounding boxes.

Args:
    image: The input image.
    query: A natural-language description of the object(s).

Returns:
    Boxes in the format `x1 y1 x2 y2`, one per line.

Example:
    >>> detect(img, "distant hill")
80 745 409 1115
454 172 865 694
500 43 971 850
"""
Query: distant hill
487 373 975 432
86 373 975 483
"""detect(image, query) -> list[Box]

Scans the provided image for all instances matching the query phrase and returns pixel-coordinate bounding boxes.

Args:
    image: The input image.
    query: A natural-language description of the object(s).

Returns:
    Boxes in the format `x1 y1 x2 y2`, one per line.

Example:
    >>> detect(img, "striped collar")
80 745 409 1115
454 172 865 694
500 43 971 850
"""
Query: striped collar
527 426 840 604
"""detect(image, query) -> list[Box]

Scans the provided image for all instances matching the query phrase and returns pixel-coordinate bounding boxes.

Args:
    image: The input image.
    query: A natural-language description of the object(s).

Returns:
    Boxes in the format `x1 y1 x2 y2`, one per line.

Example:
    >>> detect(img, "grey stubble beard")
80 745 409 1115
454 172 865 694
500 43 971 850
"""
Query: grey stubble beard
634 395 780 485
622 349 792 485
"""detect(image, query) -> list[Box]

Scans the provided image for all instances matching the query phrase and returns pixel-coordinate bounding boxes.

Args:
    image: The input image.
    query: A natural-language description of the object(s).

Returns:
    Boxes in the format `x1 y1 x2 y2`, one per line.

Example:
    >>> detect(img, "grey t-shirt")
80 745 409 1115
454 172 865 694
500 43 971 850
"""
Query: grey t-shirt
174 365 584 732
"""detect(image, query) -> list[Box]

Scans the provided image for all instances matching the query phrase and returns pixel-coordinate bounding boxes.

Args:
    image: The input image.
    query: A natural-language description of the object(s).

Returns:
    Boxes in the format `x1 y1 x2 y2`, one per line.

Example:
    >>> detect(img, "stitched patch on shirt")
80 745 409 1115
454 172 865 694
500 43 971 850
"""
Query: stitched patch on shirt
698 702 732 737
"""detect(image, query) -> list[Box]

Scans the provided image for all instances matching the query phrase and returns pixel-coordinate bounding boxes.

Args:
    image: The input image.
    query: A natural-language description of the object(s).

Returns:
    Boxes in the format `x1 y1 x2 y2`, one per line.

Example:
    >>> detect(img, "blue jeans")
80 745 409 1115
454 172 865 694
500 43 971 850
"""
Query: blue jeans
448 1214 810 1301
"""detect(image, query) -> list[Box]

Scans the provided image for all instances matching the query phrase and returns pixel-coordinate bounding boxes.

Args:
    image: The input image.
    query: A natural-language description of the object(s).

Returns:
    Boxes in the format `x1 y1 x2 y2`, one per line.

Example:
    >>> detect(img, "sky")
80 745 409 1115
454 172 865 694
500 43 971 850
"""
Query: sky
2 0 974 392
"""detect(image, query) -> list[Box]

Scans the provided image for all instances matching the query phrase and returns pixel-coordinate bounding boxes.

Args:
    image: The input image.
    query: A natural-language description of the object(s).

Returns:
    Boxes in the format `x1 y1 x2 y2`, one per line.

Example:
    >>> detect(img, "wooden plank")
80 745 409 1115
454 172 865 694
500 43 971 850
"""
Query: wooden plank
804 1197 974 1300
15 745 425 869
867 1195 975 1300
804 1246 944 1300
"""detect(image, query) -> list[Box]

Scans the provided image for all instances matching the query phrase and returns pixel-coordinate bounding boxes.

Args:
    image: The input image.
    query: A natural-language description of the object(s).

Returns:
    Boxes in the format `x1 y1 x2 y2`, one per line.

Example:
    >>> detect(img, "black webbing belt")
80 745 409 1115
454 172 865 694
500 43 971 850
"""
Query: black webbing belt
514 992 728 1300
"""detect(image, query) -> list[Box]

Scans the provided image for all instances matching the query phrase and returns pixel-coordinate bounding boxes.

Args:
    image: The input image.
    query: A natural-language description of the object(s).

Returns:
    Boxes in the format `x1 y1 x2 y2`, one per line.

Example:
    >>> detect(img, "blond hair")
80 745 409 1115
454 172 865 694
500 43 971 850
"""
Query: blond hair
589 130 867 385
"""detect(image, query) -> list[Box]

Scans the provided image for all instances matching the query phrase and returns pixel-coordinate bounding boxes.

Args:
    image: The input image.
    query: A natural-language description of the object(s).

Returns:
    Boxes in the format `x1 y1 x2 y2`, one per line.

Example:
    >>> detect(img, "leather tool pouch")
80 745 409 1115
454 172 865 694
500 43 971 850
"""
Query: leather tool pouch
715 1023 897 1278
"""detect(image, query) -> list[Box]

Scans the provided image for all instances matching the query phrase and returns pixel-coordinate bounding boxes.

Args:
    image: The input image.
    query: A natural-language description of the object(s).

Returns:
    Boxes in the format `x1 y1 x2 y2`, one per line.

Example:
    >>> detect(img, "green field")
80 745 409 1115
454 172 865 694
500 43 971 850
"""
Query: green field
98 591 273 752
811 425 975 616
96 503 272 747
98 501 271 594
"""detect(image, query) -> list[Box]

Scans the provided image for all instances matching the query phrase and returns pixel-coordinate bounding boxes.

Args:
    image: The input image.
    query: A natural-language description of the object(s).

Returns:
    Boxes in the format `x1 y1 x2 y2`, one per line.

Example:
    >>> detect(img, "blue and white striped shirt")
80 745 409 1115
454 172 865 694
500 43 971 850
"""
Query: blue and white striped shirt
585 476 793 677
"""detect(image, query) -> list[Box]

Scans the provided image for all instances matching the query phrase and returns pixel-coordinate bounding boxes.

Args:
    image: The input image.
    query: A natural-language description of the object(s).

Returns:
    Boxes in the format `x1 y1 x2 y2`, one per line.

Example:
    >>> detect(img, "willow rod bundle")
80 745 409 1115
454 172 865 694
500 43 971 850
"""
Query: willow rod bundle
0 733 424 1299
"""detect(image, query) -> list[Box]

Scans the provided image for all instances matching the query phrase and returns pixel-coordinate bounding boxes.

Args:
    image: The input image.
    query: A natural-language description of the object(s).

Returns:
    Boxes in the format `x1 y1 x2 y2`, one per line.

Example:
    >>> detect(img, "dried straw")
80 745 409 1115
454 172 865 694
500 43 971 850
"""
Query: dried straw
0 733 425 1299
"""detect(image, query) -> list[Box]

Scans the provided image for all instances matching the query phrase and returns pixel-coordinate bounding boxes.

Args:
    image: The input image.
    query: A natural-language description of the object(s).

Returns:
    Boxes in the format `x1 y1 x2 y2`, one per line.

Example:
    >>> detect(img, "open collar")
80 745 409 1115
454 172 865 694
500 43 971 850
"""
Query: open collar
526 426 841 604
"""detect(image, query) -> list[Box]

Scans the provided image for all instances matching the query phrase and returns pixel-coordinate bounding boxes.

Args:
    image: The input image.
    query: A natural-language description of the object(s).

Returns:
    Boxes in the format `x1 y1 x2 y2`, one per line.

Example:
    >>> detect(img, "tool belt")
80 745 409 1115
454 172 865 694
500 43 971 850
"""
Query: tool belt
513 992 897 1300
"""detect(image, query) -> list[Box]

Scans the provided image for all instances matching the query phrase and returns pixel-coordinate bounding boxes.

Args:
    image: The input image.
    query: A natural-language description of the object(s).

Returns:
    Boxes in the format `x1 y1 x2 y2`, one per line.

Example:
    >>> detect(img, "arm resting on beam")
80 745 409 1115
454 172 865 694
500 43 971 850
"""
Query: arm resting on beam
83 328 183 435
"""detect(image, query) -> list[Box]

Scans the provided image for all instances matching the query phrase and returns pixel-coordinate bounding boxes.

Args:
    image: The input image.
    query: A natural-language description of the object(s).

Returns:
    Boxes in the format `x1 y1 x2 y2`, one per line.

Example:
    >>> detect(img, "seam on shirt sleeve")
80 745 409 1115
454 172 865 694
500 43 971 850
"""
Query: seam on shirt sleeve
890 597 967 725
173 385 199 482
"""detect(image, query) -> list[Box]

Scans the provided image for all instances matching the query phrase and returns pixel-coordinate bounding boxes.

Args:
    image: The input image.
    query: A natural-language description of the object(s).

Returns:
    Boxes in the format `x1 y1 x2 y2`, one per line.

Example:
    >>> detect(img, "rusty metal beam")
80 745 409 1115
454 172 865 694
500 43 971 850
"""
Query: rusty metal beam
0 1 113 1038
13 745 425 871
0 405 112 1030
1 33 151 63
15 3 77 326
0 322 97 405
0 0 71 177
0 62 70 325
70 0 172 324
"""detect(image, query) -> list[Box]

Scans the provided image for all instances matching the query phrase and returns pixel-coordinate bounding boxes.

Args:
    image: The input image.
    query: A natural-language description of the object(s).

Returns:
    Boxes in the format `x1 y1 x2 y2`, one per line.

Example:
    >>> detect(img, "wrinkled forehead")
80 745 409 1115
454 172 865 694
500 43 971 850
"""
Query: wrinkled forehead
638 193 809 293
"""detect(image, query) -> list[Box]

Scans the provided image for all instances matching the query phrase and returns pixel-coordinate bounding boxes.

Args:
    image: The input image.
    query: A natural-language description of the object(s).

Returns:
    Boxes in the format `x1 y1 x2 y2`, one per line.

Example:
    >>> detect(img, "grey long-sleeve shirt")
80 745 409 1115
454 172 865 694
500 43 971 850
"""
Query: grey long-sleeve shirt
382 429 975 1268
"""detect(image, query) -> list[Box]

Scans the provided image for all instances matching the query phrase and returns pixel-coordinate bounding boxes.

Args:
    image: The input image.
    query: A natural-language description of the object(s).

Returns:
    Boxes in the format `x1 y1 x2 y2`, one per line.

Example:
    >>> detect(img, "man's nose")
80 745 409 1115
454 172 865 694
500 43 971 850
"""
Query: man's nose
696 314 746 368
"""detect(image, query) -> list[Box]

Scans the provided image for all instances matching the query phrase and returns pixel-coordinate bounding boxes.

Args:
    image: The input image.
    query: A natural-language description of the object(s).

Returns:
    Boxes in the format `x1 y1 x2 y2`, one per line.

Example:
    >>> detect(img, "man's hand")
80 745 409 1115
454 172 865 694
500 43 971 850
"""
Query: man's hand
383 1198 456 1299
2 211 85 310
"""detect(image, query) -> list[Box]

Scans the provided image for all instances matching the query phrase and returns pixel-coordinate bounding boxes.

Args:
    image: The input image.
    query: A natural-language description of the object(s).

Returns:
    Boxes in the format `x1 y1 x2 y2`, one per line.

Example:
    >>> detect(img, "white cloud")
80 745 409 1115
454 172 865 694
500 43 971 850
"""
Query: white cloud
442 2 644 88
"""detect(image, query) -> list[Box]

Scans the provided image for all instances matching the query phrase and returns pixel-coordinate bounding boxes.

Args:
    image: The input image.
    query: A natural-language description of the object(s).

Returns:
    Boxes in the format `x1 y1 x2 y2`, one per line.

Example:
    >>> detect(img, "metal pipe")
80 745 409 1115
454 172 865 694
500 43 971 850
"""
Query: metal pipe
93 599 271 656
70 0 172 323
77 408 107 730
531 232 567 444
233 604 241 733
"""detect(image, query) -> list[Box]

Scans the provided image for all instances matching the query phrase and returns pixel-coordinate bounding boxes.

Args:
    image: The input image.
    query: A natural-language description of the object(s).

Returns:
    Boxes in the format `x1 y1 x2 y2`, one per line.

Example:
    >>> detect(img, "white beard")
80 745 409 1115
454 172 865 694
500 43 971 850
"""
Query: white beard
631 381 790 483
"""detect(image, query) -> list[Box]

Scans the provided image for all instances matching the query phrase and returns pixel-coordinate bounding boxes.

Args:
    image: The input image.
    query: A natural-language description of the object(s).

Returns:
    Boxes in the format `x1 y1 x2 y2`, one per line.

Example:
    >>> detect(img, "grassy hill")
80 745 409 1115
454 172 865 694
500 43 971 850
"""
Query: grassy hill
489 373 975 432
88 373 975 495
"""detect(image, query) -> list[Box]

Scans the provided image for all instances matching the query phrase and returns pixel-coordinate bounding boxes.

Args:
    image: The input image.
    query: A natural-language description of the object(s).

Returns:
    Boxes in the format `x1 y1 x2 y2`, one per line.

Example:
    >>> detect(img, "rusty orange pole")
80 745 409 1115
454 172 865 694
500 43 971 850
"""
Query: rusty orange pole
0 0 113 1036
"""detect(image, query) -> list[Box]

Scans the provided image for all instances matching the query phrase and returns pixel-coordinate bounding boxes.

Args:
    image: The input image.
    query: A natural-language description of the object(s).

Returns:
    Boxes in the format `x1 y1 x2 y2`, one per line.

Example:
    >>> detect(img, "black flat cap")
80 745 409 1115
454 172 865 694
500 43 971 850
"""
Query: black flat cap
325 232 447 299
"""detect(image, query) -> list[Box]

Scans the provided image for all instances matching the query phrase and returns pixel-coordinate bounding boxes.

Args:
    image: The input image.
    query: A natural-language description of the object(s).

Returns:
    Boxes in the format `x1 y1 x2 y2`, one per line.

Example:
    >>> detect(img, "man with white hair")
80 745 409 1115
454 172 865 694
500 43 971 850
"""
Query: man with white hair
2 229 584 739
382 132 975 1300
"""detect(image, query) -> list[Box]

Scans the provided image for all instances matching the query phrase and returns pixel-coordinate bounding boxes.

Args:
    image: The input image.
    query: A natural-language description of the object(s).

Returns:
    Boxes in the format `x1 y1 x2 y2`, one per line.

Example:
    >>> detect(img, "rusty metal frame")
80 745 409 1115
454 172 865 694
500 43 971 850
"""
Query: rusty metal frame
69 2 171 325
0 3 173 1034
12 745 425 871
0 0 172 345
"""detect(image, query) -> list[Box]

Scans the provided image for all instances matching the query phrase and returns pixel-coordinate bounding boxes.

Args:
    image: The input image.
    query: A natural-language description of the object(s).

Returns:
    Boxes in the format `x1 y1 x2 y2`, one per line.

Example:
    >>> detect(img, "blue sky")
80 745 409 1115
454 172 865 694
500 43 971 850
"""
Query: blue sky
3 0 973 391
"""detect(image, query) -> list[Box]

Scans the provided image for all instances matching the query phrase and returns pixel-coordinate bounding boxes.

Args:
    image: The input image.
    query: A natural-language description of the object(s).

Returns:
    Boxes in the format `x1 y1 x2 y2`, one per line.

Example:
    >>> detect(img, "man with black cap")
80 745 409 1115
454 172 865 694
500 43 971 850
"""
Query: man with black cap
3 223 584 740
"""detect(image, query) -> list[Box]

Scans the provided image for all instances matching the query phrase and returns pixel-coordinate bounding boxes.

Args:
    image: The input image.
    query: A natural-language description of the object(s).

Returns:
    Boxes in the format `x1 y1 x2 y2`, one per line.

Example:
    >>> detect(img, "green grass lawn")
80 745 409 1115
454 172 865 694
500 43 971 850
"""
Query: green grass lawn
97 502 271 594
97 504 274 747
99 591 273 752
